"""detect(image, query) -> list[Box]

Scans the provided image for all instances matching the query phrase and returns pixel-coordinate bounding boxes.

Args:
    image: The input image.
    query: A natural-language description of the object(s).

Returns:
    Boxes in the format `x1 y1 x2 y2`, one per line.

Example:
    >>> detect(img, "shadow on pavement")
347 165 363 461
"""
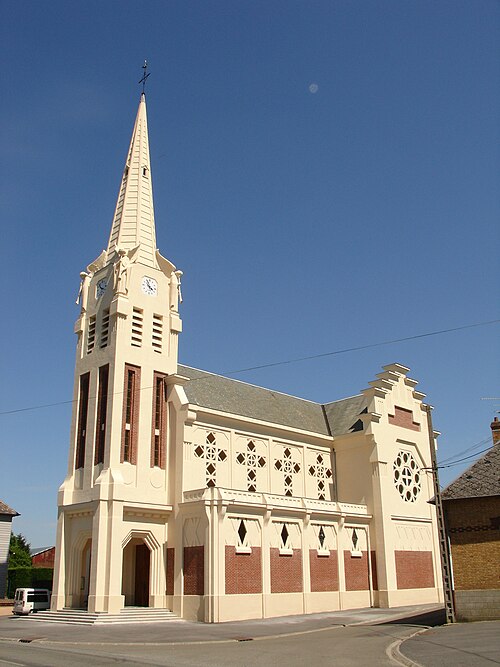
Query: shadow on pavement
378 607 446 627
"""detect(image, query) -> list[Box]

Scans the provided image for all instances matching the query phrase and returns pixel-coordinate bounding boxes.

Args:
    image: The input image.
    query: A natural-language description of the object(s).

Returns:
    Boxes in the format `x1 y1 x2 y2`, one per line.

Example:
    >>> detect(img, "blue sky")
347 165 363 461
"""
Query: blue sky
1 1 498 547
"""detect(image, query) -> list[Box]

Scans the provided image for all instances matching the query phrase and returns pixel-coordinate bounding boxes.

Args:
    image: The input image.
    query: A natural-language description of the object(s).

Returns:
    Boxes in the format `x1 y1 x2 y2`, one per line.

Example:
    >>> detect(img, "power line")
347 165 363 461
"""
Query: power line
427 445 493 471
220 318 500 375
1 317 498 417
438 436 491 465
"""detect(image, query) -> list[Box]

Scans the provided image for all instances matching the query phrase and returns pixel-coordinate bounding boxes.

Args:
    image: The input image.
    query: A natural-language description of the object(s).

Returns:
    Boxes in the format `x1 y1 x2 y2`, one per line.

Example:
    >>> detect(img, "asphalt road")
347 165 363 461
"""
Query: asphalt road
0 605 498 667
0 623 427 667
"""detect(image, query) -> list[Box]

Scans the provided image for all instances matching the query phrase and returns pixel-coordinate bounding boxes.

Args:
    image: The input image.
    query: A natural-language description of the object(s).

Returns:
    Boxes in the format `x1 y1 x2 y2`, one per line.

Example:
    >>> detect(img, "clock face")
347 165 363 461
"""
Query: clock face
96 278 108 298
141 276 158 296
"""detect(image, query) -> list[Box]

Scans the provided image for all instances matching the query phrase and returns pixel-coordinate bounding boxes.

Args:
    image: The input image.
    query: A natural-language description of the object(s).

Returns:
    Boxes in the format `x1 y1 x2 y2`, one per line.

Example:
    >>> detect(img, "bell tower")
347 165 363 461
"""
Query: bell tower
51 92 183 613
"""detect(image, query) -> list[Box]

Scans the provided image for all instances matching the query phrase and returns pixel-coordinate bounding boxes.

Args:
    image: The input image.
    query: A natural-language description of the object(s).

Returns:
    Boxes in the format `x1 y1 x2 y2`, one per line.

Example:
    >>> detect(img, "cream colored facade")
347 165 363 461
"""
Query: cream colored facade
51 94 443 621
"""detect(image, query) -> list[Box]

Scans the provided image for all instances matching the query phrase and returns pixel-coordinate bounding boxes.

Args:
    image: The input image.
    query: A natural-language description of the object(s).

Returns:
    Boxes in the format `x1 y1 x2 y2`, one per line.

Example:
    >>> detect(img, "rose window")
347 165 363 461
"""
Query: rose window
393 450 421 502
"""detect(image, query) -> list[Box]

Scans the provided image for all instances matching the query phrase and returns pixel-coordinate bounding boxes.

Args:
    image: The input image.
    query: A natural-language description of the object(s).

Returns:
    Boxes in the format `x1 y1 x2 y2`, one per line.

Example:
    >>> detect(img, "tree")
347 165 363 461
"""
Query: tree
9 534 31 568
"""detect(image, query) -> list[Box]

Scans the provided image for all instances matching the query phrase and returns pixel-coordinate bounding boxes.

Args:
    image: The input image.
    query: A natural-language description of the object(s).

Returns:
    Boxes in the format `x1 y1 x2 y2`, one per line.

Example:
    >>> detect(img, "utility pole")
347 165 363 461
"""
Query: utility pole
425 404 455 623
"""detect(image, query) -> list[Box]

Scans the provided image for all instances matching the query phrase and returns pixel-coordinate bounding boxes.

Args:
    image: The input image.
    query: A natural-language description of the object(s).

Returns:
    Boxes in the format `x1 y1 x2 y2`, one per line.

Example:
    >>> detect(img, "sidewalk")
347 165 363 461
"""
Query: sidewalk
0 604 443 644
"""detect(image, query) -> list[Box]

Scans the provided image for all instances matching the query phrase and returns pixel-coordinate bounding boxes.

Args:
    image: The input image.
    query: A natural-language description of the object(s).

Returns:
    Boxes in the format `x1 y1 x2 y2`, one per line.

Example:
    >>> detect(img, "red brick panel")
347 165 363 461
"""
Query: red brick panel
388 406 420 431
166 548 174 595
225 546 262 594
121 364 141 464
344 551 370 591
183 546 204 595
309 550 339 592
370 551 378 590
395 551 435 589
270 548 303 593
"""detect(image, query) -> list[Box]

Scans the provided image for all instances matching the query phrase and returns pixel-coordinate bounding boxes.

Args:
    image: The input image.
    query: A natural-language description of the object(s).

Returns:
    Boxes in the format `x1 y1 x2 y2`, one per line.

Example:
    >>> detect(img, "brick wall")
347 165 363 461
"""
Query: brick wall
344 551 369 591
270 548 303 593
309 550 338 592
388 406 420 431
225 546 262 594
395 551 434 589
444 496 500 591
183 546 204 595
166 548 174 595
32 547 55 569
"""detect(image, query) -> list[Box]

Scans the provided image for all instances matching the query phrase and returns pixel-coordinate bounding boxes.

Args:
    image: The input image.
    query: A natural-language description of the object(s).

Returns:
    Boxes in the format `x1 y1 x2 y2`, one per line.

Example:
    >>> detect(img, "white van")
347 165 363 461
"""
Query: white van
12 588 51 615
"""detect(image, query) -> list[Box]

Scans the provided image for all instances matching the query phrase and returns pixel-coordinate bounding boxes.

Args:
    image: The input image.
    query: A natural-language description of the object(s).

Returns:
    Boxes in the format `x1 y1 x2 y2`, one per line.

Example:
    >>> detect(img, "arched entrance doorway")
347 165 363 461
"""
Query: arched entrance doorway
122 538 151 607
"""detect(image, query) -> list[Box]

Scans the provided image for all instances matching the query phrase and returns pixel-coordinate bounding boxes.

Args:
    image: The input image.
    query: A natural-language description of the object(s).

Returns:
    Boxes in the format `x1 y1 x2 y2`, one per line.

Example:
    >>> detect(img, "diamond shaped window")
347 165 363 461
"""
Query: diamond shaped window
318 526 326 548
281 524 289 547
238 520 247 545
352 529 358 550
194 445 204 458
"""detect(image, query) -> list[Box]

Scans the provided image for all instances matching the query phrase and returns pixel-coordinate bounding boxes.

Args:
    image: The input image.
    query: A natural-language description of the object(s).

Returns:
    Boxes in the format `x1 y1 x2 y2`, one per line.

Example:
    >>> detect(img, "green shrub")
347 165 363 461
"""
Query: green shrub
6 567 54 597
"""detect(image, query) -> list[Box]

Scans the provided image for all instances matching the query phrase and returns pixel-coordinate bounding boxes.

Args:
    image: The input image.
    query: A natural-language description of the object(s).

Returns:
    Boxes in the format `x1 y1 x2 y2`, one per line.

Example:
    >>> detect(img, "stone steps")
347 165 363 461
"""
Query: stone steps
27 607 179 625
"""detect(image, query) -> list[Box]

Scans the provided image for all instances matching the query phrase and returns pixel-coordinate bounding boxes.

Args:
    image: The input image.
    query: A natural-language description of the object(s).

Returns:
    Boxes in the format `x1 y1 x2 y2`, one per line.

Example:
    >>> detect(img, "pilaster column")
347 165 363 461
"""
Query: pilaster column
50 509 66 610
261 508 271 618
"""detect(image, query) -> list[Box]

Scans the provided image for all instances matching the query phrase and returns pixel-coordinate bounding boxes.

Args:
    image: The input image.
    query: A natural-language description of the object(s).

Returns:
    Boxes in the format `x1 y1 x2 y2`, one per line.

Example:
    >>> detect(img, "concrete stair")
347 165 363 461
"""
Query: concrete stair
27 607 179 625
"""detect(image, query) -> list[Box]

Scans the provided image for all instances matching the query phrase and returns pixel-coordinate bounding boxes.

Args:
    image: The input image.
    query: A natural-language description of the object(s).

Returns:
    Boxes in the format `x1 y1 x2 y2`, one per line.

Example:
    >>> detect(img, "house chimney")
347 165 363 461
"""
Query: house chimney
491 416 500 446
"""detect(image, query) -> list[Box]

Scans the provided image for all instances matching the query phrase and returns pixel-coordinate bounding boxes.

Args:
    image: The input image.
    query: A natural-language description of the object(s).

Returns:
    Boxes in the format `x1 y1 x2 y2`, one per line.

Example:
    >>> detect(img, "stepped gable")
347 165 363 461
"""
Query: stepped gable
442 446 500 501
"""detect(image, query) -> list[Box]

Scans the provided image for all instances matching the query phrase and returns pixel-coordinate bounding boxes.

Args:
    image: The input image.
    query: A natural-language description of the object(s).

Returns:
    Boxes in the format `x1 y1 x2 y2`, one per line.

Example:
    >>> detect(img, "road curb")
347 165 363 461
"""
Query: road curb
387 627 430 667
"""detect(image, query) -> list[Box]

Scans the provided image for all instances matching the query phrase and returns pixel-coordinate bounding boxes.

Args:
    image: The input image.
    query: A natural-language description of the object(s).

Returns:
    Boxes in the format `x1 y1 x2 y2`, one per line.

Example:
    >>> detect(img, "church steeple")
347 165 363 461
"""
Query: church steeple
106 93 158 268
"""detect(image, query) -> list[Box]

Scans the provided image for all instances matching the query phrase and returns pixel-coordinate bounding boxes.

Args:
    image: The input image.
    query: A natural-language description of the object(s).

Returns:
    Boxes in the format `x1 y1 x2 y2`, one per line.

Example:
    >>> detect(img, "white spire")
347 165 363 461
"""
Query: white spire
106 94 158 268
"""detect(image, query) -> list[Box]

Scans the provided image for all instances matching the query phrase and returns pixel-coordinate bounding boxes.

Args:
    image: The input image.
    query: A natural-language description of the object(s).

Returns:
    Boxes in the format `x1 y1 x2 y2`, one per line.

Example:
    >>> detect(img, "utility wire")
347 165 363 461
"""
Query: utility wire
438 436 491 465
425 445 493 471
1 317 499 417
219 319 500 375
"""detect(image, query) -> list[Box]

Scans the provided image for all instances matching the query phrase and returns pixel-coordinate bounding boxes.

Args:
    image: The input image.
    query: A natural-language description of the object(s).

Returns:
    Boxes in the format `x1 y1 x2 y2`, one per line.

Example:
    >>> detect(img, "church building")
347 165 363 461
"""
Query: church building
51 92 443 622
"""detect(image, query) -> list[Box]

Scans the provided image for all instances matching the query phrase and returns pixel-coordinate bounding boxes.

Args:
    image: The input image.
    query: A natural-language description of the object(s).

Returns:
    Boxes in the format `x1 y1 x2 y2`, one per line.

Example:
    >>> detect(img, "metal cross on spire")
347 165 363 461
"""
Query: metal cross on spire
139 60 150 94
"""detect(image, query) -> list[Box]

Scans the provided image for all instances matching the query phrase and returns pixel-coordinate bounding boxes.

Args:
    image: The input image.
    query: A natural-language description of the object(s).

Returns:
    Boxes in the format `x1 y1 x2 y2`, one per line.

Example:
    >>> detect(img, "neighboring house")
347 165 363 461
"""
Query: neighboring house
31 547 56 569
51 93 444 621
0 501 19 598
442 417 500 621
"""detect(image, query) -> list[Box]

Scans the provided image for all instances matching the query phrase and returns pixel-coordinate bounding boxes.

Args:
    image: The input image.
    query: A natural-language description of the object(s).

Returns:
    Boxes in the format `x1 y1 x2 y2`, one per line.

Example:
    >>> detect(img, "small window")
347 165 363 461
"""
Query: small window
152 314 163 353
87 316 96 354
100 309 110 348
131 308 143 347
281 524 289 548
238 520 247 545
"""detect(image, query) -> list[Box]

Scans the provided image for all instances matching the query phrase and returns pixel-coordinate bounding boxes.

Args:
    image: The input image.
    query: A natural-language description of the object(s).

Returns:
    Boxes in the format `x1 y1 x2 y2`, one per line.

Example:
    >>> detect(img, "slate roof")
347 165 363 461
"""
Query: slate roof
0 501 19 516
324 394 368 437
178 364 367 437
441 445 500 501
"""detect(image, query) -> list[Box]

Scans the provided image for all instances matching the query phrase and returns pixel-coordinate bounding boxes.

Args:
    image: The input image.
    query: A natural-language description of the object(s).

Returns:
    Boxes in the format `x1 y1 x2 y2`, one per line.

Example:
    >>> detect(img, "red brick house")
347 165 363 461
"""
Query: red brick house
442 418 500 621
31 547 56 569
